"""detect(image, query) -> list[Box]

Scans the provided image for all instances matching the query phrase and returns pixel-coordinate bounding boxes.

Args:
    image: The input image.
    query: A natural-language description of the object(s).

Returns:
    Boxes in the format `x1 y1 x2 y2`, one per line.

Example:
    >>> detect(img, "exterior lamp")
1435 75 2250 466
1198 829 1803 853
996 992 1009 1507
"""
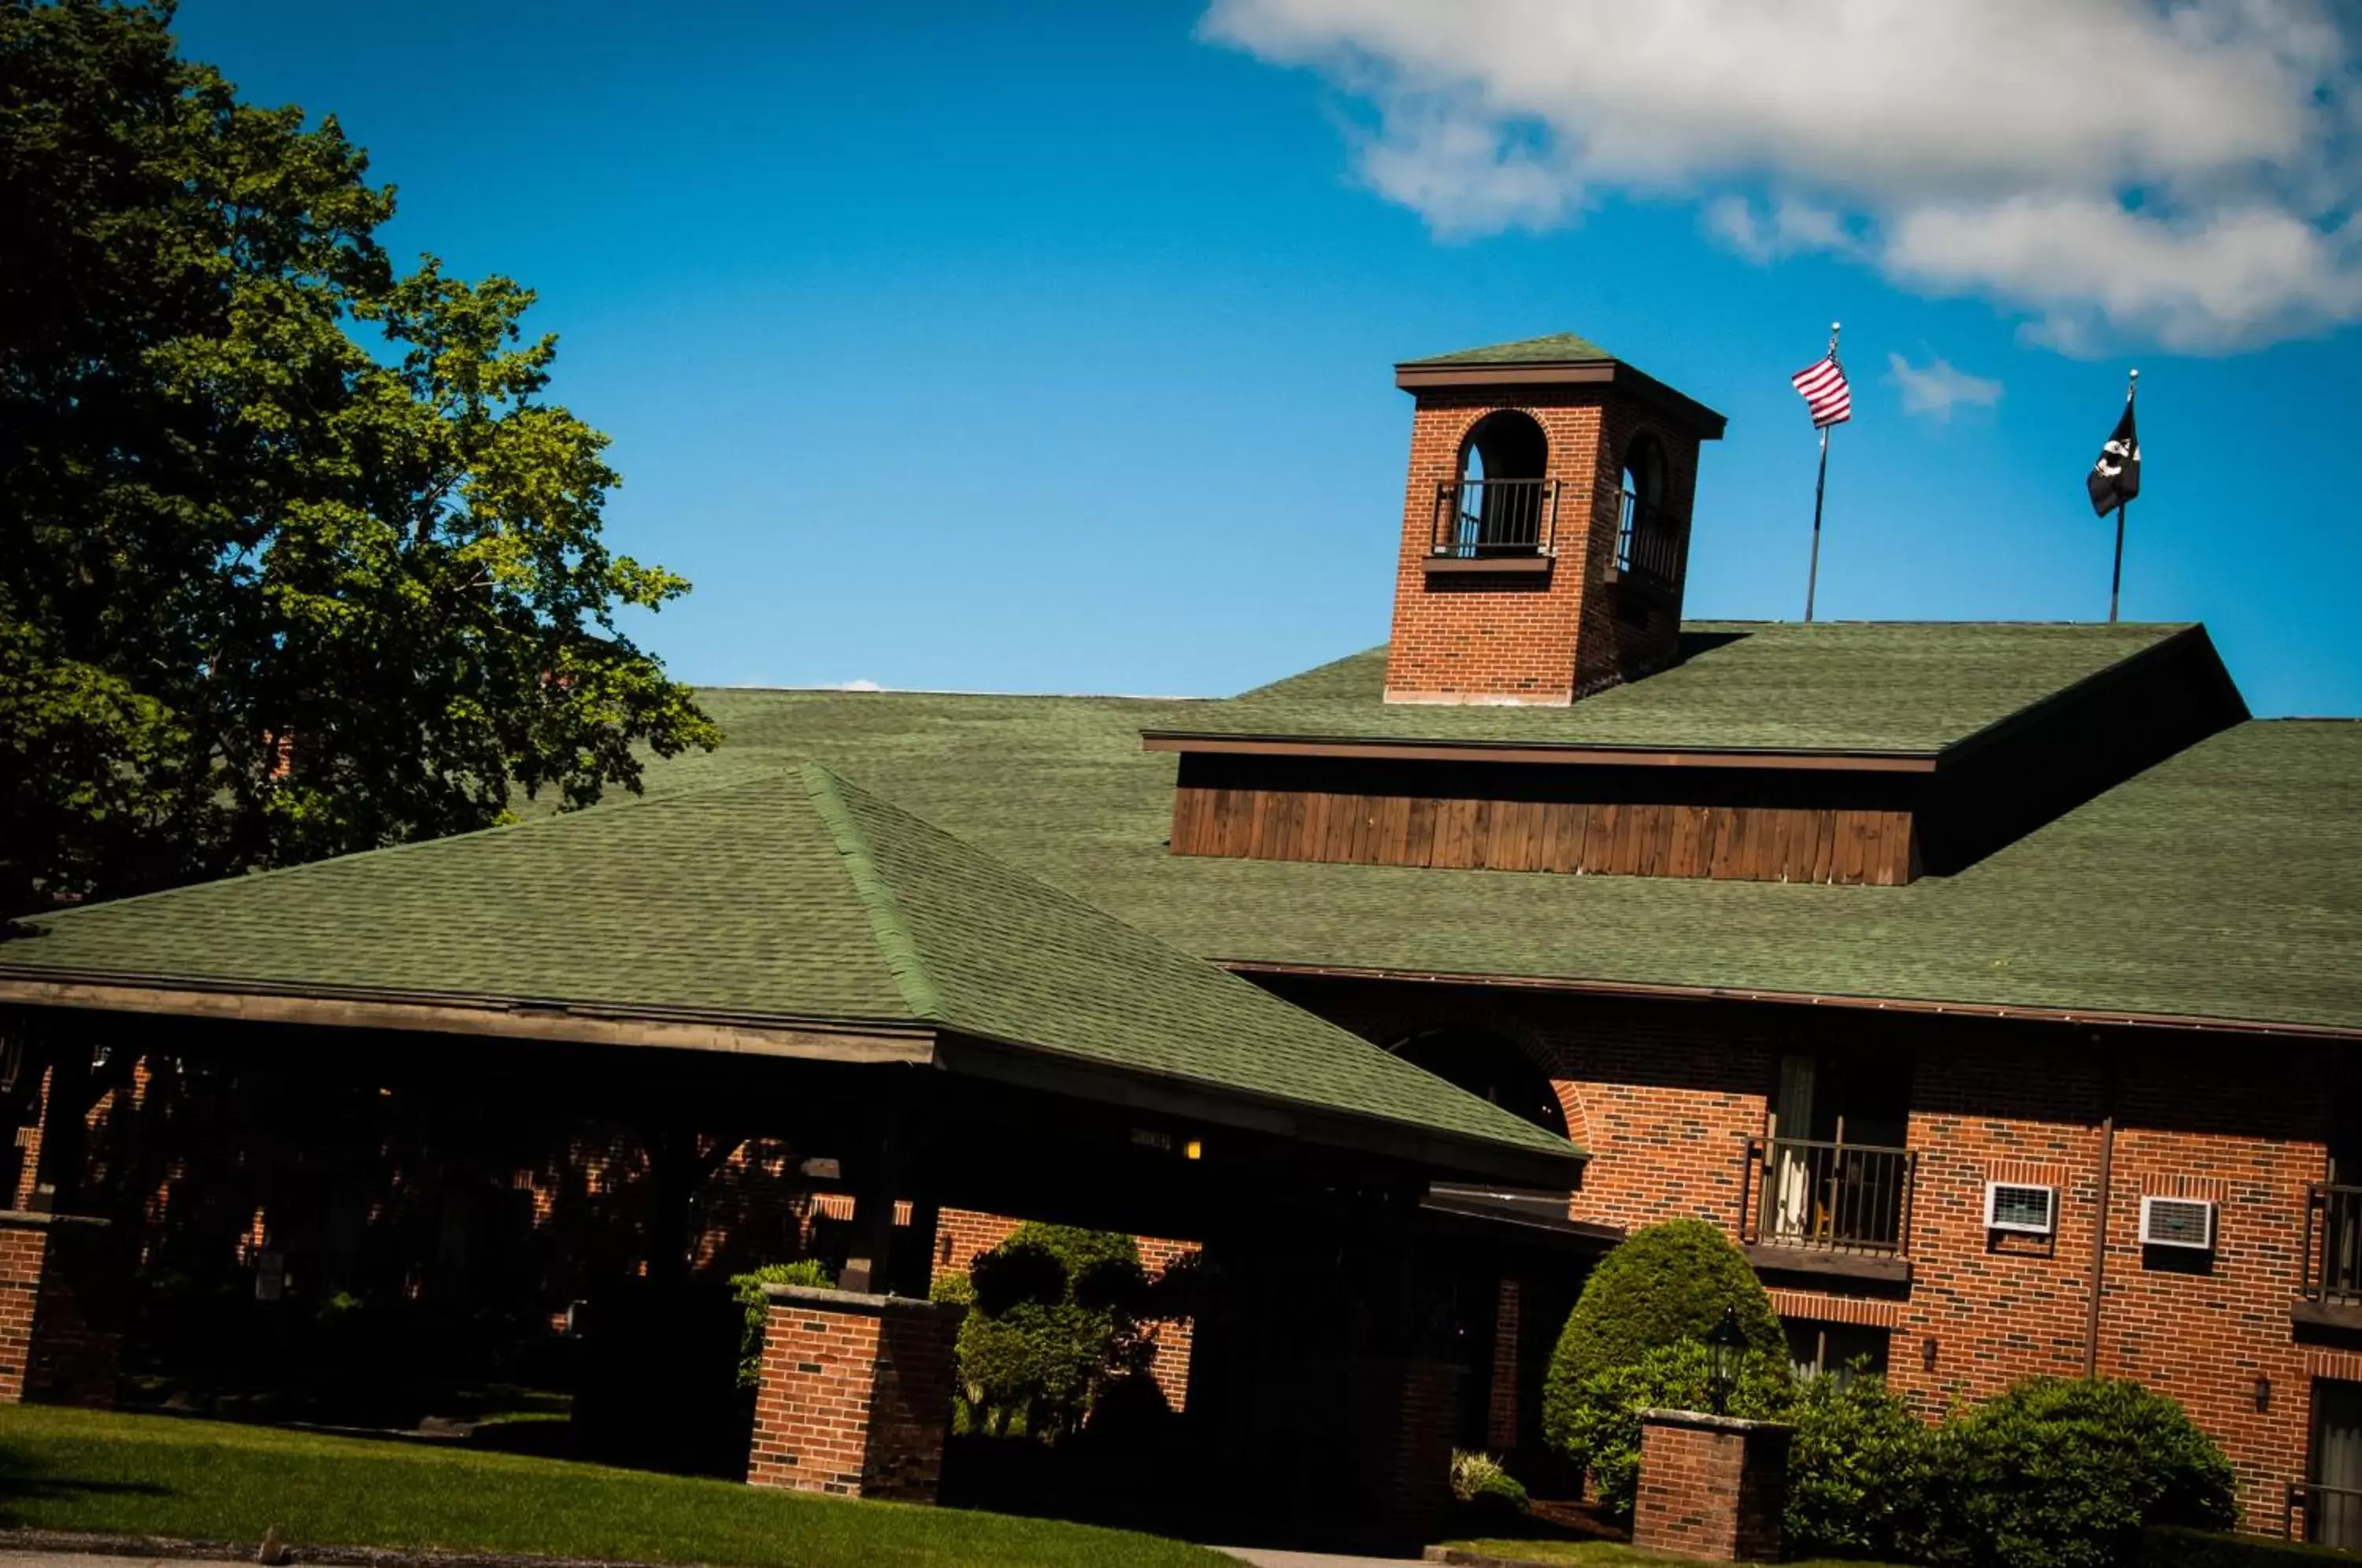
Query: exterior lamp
1705 1306 1747 1416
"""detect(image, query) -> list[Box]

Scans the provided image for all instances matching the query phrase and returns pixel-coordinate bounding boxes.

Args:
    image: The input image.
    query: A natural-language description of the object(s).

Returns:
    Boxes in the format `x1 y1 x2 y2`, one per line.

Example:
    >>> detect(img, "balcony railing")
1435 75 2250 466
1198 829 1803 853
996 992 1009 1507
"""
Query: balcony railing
2304 1182 2362 1304
1431 477 1558 559
1742 1135 1917 1258
1612 487 1683 586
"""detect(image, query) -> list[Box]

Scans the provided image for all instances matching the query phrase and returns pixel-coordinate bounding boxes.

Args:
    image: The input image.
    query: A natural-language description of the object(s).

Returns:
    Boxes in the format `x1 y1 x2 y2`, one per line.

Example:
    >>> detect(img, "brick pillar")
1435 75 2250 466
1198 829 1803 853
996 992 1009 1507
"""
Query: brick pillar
1486 1278 1521 1451
0 1212 120 1407
1632 1409 1793 1563
1335 1355 1465 1547
747 1283 964 1503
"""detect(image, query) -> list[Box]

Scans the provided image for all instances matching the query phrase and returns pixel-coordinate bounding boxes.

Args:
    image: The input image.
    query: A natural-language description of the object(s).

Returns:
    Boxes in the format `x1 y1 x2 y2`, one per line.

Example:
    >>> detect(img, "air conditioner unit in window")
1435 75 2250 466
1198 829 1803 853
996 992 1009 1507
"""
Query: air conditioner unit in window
1985 1182 2057 1235
2139 1195 2216 1250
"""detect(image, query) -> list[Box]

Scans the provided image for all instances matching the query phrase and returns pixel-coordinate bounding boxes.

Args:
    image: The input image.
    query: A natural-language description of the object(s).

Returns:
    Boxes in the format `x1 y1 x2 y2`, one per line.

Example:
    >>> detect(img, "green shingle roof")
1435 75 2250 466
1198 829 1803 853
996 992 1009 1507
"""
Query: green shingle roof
1405 332 1616 366
615 660 2362 1038
0 764 1577 1170
1158 622 2194 754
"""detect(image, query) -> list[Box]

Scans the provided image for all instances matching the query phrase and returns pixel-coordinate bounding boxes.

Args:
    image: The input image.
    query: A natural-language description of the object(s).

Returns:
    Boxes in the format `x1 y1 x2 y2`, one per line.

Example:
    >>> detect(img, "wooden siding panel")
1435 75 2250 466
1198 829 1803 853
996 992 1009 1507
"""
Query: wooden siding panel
1170 786 1918 886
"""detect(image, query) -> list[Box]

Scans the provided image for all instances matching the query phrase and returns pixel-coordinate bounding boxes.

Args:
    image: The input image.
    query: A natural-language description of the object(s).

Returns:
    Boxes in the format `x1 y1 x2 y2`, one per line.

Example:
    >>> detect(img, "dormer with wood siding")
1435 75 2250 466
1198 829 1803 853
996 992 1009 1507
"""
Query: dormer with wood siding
1147 622 2246 886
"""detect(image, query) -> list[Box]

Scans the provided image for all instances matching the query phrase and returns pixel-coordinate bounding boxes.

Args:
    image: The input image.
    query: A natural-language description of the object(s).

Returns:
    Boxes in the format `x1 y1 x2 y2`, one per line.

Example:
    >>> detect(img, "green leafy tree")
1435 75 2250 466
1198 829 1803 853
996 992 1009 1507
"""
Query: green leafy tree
0 0 716 914
1542 1217 1783 1451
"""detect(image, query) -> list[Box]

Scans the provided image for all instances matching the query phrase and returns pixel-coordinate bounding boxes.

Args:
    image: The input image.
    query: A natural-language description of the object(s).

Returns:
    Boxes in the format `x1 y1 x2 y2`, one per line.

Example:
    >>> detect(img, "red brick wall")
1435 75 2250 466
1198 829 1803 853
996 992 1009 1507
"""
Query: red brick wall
747 1289 964 1502
1249 974 2348 1536
1380 390 1700 706
0 1221 43 1403
1487 1278 1522 1450
1884 1035 2335 1530
0 1214 120 1407
1340 1356 1465 1547
1633 1413 1792 1562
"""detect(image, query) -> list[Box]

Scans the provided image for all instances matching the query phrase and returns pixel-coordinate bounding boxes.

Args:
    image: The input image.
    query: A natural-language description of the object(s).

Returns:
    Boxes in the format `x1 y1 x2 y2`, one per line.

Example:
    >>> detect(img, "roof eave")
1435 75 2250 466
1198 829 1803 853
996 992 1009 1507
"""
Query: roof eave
934 1030 1588 1190
1142 732 1941 773
0 969 940 1064
1216 960 2362 1045
1393 358 1727 439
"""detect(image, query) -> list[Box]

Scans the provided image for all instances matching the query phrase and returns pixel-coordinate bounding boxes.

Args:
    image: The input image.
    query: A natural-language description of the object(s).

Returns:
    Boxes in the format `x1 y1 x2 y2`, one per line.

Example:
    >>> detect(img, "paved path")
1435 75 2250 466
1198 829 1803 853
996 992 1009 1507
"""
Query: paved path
0 1557 203 1568
1219 1548 1423 1567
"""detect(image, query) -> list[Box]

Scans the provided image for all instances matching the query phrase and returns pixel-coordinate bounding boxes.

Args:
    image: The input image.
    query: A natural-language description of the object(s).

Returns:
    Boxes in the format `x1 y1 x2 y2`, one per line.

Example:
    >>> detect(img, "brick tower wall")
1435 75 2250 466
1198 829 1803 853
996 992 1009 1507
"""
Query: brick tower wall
1382 390 1698 706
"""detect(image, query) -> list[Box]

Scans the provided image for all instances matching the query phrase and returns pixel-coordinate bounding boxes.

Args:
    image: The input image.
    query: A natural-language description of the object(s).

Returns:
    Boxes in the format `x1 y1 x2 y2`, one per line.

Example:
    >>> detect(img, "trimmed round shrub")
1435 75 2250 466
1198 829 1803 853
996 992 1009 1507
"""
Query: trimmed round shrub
1548 1338 1935 1555
1542 1218 1783 1453
1785 1366 1938 1562
727 1259 834 1387
1927 1376 2238 1568
1547 1341 1797 1522
952 1223 1145 1443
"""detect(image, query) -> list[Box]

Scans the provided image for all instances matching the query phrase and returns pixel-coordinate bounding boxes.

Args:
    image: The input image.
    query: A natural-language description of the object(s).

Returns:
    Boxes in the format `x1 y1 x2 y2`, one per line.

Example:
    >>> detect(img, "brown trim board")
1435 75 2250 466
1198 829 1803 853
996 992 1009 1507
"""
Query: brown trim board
1392 360 1728 438
1142 734 1940 773
1220 960 2362 1044
0 974 938 1064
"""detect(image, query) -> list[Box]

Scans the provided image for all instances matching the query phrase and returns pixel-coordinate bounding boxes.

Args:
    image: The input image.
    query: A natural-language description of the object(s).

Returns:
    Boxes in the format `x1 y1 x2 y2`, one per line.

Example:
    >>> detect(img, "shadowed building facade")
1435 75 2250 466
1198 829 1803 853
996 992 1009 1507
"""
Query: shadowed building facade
3 335 2360 1548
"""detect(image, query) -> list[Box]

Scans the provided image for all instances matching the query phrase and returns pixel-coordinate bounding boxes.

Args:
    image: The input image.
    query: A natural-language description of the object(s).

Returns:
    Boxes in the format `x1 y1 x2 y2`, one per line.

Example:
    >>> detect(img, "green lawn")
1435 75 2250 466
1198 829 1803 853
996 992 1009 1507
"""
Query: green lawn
1448 1540 1910 1567
0 1405 1231 1568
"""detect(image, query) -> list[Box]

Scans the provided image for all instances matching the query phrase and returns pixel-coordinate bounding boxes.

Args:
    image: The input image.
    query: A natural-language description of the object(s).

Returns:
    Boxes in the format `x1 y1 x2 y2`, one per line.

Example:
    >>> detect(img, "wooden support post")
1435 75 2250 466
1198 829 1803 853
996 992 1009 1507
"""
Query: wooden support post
838 1073 928 1296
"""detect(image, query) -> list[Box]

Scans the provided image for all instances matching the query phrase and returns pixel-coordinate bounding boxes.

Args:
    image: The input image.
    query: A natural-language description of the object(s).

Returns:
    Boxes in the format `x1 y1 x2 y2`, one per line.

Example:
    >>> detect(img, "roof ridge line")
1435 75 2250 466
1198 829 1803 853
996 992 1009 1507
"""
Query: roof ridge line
796 763 946 1024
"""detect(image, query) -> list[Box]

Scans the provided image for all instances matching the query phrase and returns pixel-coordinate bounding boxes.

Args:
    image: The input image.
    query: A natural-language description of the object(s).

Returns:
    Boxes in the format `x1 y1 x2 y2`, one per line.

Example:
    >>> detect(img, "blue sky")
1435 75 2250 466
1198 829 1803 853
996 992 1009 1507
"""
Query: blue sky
176 1 2362 714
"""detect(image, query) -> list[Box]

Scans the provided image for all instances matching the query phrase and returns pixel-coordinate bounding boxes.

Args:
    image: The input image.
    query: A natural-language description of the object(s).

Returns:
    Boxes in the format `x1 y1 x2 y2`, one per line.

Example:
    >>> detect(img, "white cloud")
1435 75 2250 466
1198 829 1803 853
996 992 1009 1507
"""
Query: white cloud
1202 0 2362 351
1705 196 1859 264
1886 352 2004 422
820 679 883 692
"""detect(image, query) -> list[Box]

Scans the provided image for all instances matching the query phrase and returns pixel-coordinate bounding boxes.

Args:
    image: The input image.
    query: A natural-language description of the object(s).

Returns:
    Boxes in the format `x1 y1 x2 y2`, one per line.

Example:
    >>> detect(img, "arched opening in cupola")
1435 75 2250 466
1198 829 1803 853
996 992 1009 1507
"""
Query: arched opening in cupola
1444 410 1552 558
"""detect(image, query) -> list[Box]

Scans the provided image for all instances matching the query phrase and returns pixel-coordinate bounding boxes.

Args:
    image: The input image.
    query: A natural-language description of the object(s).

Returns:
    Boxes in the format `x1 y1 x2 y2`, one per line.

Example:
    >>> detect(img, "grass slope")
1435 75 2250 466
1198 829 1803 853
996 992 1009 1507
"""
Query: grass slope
0 1407 1229 1568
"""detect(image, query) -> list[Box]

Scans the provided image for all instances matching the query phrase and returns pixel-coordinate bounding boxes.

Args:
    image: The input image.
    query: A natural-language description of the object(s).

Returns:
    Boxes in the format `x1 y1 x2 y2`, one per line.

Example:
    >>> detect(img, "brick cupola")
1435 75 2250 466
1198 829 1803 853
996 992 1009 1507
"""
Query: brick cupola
1382 334 1726 706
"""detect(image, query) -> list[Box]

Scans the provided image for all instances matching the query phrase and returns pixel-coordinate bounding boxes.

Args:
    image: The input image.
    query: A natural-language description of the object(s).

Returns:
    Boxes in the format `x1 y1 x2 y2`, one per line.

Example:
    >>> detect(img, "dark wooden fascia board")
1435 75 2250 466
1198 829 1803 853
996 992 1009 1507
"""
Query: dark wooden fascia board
1935 623 2246 771
1744 1243 1913 1284
1419 1189 1623 1252
1395 361 1616 390
1392 359 1729 439
1142 733 1940 774
2289 1298 2362 1334
0 971 938 1064
1422 555 1553 576
932 1030 1587 1191
1219 959 2362 1044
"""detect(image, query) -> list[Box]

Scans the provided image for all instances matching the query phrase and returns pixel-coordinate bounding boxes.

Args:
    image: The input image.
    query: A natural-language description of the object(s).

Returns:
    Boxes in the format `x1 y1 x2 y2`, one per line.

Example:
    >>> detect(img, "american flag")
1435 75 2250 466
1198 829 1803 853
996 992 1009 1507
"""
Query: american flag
1790 353 1852 427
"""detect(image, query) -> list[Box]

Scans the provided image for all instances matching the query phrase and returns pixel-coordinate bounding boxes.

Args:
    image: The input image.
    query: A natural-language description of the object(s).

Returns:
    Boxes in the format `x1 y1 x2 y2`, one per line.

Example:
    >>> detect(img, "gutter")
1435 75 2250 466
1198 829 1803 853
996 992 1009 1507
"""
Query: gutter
1219 959 2362 1045
1141 733 1940 774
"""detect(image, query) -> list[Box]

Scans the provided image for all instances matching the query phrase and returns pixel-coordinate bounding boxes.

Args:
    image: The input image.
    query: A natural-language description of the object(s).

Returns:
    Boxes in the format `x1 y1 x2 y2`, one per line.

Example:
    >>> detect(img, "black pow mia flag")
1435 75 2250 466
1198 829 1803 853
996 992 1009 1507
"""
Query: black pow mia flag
2087 401 2140 516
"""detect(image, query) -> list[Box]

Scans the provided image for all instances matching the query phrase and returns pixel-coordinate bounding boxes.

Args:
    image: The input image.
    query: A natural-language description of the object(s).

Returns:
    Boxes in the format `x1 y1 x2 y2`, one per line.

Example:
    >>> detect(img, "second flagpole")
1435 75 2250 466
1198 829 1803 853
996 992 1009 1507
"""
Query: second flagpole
2108 368 2137 624
1804 321 1839 623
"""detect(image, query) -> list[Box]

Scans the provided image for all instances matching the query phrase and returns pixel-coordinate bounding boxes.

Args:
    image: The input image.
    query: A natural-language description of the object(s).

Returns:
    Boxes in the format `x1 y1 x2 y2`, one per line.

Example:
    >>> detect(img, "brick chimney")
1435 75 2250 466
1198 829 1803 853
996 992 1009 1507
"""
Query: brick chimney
1382 334 1726 706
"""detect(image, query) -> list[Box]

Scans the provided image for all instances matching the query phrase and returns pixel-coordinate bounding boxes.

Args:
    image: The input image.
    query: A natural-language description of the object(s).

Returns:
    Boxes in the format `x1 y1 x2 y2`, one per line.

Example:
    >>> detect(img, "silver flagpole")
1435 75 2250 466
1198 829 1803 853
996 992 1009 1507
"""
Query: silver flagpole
2108 368 2137 624
1804 321 1839 623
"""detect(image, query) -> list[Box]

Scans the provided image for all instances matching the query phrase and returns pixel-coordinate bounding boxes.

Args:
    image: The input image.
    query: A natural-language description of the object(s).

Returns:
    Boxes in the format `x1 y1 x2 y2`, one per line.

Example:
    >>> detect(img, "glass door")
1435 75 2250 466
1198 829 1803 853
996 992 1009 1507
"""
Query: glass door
2314 1380 2362 1549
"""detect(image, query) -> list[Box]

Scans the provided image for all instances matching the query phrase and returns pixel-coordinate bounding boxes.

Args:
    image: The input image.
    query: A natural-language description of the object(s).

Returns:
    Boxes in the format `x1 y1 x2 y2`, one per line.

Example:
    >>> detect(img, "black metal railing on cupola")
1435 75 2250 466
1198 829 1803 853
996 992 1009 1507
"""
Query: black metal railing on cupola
1740 1135 1918 1258
1431 477 1559 558
1429 478 1686 587
2304 1182 2362 1304
1612 486 1685 587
